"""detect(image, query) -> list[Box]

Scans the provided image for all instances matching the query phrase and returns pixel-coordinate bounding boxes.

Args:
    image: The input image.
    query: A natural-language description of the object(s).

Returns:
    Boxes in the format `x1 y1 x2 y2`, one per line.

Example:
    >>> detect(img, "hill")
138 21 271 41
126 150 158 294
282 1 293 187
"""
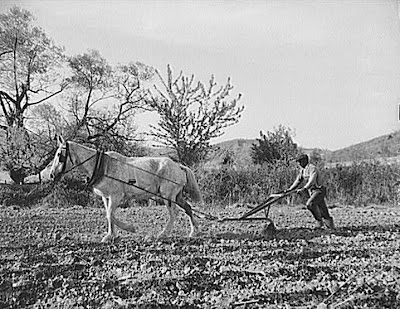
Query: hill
208 139 331 166
211 130 400 166
209 139 255 165
326 130 400 163
147 139 257 167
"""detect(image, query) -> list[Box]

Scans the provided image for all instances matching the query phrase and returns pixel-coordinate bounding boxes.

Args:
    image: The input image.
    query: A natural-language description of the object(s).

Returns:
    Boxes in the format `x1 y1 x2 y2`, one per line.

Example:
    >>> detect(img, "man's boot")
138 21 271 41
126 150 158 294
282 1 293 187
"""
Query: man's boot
314 220 324 229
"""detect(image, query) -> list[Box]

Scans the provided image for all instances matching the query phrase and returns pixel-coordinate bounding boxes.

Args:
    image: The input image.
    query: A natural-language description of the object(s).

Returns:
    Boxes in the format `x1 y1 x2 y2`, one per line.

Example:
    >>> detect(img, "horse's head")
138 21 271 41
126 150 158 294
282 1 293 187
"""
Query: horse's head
49 135 69 181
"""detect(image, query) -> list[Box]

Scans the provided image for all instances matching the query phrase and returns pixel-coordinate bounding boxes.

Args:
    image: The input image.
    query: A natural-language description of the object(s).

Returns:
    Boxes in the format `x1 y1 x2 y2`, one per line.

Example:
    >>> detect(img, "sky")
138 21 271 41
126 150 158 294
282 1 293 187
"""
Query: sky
2 0 400 150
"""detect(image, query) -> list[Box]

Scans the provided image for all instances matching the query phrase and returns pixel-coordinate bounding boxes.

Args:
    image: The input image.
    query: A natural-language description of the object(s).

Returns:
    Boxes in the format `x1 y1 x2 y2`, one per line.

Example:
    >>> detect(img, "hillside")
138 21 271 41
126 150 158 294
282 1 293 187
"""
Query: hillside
326 130 400 163
208 139 331 166
209 139 255 165
147 139 257 166
211 130 400 165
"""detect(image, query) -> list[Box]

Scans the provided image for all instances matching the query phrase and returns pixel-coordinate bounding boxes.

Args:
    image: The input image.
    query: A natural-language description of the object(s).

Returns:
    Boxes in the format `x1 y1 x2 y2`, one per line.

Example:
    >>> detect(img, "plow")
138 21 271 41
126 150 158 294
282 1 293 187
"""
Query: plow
191 189 298 235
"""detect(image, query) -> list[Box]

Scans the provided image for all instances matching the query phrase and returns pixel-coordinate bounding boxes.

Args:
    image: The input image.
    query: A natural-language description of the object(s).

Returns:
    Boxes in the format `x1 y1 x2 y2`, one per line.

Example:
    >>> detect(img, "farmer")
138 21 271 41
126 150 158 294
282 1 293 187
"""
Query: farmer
285 153 335 229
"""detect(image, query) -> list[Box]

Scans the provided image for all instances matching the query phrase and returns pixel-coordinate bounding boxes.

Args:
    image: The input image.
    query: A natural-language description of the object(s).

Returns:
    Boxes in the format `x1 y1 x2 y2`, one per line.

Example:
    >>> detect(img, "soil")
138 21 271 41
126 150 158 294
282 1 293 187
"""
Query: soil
0 203 399 308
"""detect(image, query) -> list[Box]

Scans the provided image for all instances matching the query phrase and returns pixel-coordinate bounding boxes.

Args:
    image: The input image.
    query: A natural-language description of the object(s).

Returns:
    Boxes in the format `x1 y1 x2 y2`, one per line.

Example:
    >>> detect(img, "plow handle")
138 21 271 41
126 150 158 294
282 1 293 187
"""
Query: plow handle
239 189 297 220
269 189 297 199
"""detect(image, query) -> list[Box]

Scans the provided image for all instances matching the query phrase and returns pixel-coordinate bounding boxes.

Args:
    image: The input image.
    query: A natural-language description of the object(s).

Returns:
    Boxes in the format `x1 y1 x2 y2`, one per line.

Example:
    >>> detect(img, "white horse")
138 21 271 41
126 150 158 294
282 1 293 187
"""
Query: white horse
49 136 203 242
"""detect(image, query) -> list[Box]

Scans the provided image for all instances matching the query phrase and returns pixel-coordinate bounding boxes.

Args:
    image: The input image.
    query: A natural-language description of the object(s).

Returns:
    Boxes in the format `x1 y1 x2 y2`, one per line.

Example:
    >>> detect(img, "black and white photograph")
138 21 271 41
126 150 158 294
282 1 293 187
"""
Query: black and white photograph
1 1 400 308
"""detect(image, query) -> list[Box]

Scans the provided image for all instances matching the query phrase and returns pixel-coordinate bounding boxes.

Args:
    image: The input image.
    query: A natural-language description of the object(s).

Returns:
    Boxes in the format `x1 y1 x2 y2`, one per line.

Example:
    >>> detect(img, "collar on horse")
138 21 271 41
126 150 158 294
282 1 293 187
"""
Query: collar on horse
86 150 105 187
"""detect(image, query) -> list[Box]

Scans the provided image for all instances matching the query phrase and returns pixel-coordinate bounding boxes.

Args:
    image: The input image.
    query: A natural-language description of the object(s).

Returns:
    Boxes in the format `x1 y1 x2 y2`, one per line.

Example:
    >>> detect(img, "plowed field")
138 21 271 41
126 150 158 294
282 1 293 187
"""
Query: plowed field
1 203 399 308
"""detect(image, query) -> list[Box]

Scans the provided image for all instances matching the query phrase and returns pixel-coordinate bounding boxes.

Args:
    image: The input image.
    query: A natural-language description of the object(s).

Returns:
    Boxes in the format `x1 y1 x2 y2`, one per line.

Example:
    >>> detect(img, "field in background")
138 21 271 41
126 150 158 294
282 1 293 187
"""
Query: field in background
0 204 399 308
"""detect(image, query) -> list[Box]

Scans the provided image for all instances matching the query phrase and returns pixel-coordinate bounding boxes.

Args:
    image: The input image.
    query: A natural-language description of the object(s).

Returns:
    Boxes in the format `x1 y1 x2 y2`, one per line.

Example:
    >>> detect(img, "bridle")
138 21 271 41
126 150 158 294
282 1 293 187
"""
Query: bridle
56 141 97 178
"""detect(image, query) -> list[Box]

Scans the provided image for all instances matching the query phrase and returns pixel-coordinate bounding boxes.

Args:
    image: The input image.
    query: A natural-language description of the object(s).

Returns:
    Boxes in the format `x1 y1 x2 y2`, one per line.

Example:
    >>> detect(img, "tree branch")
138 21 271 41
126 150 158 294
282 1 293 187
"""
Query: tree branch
0 50 13 58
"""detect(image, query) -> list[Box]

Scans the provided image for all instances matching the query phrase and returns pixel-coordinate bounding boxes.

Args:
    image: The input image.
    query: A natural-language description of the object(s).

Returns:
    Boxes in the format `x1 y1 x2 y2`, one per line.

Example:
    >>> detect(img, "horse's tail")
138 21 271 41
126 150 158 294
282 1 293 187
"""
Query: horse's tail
180 165 203 203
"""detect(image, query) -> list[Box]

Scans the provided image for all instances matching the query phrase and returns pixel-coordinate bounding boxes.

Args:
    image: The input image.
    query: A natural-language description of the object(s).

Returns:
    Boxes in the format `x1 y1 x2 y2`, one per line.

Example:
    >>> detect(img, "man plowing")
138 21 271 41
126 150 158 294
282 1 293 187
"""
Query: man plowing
285 154 335 230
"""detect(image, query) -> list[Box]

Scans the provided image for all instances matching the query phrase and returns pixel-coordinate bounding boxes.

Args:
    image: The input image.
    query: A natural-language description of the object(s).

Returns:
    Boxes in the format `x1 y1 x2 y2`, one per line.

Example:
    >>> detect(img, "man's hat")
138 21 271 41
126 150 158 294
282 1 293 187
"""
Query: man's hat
296 153 308 162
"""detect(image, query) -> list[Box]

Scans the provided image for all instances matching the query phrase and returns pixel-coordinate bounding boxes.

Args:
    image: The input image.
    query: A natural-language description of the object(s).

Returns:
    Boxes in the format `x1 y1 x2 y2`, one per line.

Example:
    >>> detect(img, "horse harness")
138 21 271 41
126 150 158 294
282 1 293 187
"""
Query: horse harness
58 142 186 193
58 142 105 187
56 142 209 218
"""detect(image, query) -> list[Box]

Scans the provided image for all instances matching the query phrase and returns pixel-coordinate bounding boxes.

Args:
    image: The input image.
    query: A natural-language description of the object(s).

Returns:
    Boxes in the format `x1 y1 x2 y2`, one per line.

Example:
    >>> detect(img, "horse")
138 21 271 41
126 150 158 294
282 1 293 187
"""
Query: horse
49 136 203 242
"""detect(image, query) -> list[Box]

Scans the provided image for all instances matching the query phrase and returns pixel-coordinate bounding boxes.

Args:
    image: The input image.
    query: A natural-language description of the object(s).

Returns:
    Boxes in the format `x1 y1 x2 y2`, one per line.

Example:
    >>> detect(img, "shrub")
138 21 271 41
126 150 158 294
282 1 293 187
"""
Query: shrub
323 161 400 206
0 183 53 207
0 171 99 208
196 161 299 205
251 125 299 165
196 160 400 207
40 173 99 208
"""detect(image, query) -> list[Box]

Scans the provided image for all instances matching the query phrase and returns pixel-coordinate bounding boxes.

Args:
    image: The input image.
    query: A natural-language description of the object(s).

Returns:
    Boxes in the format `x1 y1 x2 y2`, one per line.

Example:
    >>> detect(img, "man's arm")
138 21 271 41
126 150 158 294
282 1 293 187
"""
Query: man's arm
287 173 302 192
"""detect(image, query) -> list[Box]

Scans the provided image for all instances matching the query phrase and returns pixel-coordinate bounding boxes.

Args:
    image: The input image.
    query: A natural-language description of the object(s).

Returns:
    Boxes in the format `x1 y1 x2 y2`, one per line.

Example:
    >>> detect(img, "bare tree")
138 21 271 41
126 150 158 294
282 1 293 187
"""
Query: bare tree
147 65 244 166
0 8 152 182
0 6 66 129
57 50 154 153
0 6 67 182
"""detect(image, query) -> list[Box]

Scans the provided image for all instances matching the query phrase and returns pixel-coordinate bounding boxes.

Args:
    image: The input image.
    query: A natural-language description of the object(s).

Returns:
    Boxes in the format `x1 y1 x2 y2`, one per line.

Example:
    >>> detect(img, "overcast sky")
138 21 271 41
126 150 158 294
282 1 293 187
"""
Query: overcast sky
2 0 400 150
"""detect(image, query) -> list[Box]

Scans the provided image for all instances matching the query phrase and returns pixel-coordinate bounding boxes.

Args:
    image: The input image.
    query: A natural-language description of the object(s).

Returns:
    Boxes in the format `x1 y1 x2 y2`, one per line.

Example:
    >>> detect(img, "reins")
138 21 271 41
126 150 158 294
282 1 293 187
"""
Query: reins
105 155 185 187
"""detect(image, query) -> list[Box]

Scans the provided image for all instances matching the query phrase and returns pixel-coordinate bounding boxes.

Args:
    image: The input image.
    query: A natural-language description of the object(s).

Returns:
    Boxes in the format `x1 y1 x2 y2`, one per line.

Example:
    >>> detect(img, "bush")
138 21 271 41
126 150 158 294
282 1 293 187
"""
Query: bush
196 161 299 205
0 171 99 208
323 161 400 206
40 174 99 208
195 160 400 207
0 182 54 207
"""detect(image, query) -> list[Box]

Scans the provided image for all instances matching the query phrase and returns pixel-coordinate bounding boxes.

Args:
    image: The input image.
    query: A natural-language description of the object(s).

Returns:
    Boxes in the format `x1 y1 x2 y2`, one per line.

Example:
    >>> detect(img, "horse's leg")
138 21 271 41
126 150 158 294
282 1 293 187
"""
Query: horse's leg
158 199 177 239
102 195 122 243
101 196 112 242
176 192 199 237
110 214 136 233
101 196 135 236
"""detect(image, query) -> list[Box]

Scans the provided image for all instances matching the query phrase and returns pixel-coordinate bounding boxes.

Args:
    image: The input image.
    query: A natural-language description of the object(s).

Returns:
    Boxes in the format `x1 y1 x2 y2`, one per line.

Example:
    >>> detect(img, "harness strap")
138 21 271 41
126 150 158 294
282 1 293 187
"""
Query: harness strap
60 142 70 174
86 150 105 187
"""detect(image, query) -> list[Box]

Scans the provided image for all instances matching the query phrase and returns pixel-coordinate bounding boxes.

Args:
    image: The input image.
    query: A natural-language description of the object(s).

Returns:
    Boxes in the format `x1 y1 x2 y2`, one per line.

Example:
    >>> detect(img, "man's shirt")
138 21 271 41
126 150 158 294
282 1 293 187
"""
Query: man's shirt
294 163 323 191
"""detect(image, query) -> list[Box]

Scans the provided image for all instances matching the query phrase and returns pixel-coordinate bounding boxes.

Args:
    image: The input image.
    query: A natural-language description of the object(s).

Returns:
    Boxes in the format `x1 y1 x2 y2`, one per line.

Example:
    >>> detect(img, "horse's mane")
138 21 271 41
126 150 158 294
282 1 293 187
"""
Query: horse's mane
106 151 128 163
